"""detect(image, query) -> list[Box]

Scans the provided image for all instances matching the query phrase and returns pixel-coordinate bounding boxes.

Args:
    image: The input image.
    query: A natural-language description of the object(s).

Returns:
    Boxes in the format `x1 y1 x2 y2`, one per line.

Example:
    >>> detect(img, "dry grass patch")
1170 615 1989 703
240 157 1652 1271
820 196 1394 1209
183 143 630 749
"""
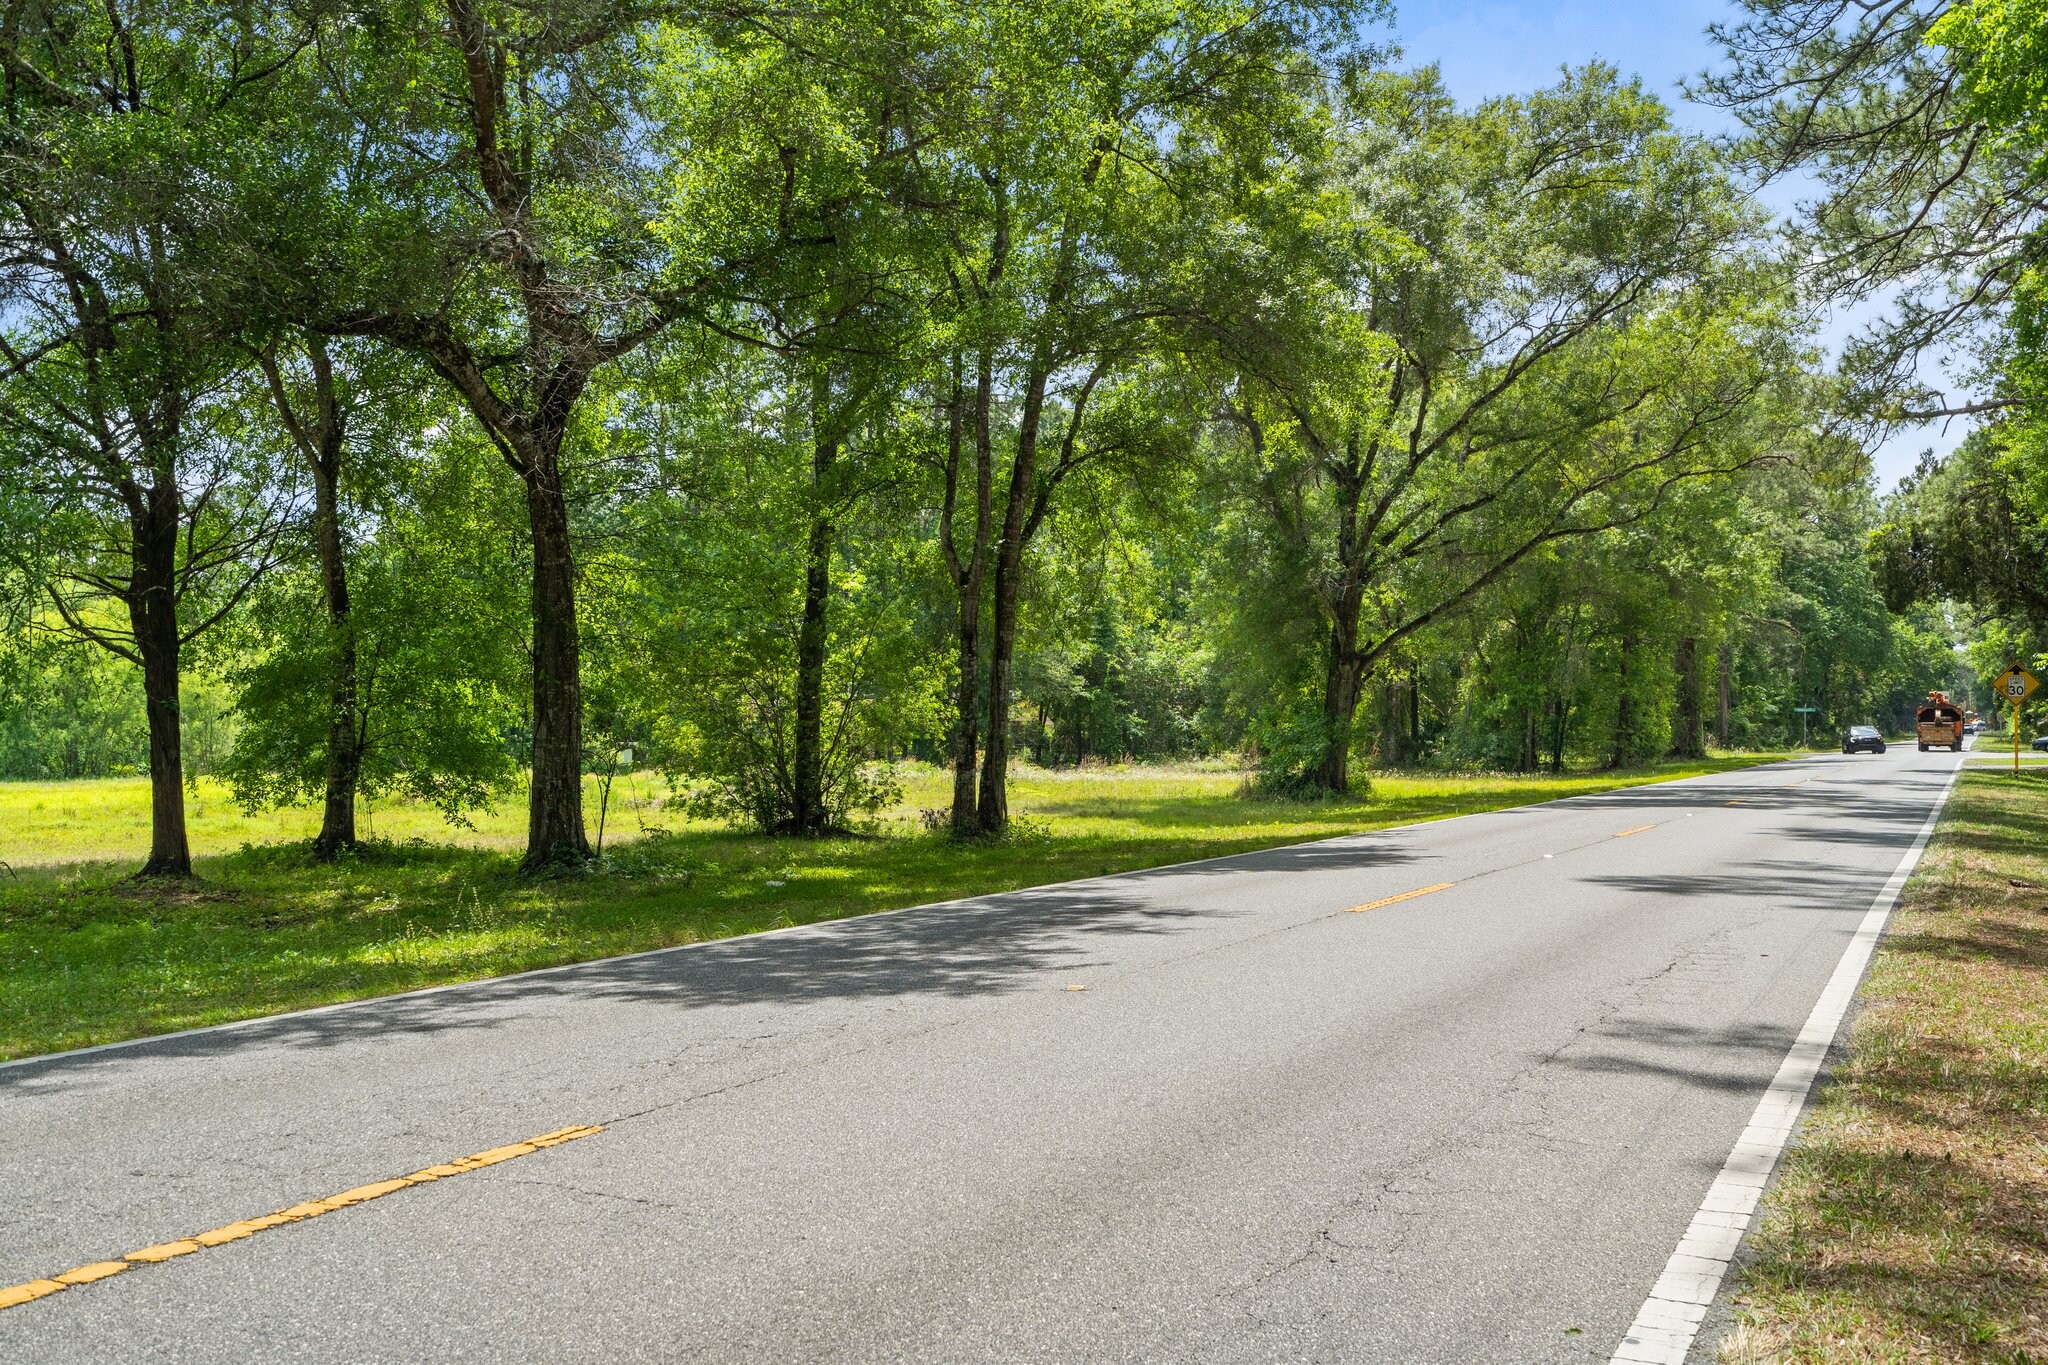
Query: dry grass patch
1724 770 2048 1364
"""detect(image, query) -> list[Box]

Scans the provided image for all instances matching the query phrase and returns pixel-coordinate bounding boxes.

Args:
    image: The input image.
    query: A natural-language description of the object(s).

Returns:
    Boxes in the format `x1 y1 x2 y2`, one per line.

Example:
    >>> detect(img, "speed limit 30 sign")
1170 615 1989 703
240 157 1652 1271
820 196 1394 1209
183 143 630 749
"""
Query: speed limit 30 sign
1994 665 2039 701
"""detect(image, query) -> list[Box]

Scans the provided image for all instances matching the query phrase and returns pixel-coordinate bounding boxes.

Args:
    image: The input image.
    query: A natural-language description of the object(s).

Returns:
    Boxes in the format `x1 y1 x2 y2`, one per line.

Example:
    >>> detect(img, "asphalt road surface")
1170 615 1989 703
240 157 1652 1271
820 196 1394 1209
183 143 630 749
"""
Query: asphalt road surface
1 746 1964 1363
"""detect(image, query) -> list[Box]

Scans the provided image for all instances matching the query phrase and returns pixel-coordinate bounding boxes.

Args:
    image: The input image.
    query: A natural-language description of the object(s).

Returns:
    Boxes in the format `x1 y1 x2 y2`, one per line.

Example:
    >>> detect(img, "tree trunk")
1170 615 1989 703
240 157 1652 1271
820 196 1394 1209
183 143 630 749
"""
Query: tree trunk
949 599 983 833
790 418 837 836
1315 620 1366 793
944 353 992 837
1311 457 1368 795
262 336 363 861
1717 642 1731 747
1549 697 1571 773
522 453 590 869
1380 679 1405 766
977 543 1022 833
1669 634 1706 759
310 415 360 860
132 490 191 878
976 365 1052 834
1609 634 1638 769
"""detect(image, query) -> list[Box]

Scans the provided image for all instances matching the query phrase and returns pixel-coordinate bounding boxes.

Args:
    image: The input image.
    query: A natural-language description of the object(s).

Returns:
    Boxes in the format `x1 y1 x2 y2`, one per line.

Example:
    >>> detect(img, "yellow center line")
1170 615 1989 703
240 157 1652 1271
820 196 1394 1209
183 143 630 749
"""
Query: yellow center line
1348 882 1456 913
1725 799 1745 805
0 1124 603 1313
1614 824 1657 838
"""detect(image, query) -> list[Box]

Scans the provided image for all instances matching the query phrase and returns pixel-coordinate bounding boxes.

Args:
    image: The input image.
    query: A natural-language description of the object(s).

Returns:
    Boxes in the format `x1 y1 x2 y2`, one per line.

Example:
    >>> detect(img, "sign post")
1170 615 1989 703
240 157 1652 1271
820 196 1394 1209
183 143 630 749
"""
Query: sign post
1793 705 1817 747
1992 663 2040 775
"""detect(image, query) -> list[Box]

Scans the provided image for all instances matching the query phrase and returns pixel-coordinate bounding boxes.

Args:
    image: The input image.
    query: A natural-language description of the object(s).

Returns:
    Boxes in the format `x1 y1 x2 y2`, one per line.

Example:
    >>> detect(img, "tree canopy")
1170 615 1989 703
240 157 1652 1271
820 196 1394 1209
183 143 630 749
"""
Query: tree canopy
0 0 2002 873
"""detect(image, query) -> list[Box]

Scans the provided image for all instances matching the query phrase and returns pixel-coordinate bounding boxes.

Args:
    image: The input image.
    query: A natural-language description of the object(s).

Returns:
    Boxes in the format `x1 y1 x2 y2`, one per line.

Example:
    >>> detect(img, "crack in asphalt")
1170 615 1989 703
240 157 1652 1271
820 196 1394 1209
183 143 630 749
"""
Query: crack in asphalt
1216 918 1772 1326
510 1177 685 1213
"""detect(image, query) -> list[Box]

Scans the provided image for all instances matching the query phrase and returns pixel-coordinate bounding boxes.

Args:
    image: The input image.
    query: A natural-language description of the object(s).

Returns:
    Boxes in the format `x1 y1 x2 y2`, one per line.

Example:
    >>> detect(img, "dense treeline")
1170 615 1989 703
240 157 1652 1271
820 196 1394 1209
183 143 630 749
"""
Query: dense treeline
1 0 2030 877
1703 0 2048 726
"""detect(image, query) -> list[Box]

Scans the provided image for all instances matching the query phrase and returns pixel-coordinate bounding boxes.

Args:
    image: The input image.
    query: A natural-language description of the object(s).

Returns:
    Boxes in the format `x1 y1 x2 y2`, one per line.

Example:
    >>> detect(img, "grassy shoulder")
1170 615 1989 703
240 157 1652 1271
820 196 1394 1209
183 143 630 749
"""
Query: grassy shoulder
2 754 1787 1063
1723 770 2048 1364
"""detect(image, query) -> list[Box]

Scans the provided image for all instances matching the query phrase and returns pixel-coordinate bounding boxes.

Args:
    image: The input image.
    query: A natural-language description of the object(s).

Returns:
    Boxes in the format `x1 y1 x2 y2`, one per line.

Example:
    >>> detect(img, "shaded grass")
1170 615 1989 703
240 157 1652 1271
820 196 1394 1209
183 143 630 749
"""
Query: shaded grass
1723 770 2048 1364
1 754 1788 1062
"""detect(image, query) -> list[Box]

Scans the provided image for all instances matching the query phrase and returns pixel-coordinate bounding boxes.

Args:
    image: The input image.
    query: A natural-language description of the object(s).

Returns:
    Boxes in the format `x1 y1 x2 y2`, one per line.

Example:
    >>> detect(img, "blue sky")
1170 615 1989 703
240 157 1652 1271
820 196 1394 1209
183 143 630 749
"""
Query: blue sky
1390 0 1736 125
1386 0 1970 491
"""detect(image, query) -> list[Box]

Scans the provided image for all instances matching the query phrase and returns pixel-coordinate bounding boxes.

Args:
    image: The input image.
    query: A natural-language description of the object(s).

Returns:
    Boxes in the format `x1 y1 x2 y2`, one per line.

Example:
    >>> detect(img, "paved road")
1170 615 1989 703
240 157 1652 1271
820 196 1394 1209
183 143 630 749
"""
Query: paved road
1 747 1963 1363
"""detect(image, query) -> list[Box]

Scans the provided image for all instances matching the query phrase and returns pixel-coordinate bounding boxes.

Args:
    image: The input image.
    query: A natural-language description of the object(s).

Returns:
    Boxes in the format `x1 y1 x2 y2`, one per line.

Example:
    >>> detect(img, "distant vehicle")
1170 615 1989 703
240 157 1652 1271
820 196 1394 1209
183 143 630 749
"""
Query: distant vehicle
1916 692 1965 752
2034 735 2048 753
1964 720 1984 734
1843 726 1886 754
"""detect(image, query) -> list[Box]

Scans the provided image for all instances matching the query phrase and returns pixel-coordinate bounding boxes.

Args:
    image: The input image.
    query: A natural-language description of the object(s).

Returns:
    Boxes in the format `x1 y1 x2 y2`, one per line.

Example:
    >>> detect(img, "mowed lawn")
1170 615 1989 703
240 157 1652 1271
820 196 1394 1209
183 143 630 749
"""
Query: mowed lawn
2 756 1790 1061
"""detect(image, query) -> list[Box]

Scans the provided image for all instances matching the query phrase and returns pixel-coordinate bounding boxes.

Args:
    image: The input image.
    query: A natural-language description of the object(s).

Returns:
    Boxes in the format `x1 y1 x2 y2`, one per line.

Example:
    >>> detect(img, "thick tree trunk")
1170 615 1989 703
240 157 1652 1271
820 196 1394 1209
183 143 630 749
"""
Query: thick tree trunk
790 421 837 836
523 454 590 869
132 493 191 878
311 437 360 860
1315 621 1366 793
1311 459 1369 796
1669 634 1706 760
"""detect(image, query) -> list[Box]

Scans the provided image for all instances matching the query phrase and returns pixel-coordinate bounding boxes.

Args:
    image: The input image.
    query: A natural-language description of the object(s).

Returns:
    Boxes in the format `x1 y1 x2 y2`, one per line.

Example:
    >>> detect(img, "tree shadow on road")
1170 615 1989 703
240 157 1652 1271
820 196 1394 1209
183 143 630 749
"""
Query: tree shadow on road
1 835 1436 1089
1542 1017 1802 1107
1579 857 1891 914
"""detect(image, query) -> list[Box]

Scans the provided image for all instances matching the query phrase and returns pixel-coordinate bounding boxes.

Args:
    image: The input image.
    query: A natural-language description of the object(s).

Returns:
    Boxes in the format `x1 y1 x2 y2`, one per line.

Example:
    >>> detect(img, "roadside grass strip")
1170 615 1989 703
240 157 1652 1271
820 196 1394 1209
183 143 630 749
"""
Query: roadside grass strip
1611 765 1962 1365
0 1125 602 1313
0 755 1797 1063
1347 882 1455 913
1719 769 2048 1363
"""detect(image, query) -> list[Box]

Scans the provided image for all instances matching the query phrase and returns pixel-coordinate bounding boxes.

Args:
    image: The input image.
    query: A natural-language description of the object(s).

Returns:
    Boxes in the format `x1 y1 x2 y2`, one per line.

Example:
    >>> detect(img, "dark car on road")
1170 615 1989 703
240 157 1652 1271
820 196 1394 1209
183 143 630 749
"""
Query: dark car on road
1843 725 1886 754
2034 735 2048 752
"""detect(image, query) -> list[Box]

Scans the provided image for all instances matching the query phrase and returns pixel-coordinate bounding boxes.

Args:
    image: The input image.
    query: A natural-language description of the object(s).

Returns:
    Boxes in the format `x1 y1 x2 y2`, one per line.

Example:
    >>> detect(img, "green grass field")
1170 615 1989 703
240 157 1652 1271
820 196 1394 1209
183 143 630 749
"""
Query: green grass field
2 755 1791 1062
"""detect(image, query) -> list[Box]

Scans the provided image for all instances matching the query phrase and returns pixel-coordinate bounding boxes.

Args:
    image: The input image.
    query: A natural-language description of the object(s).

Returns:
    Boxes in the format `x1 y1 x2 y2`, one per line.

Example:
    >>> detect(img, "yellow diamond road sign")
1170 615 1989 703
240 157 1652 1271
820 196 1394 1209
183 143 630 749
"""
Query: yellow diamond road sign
1994 665 2039 701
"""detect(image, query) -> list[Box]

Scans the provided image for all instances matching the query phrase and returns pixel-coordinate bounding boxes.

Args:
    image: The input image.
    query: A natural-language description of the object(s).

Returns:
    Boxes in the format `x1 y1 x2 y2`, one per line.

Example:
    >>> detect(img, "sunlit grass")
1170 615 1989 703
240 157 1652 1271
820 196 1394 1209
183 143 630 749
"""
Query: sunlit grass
0 771 675 864
1 753 1790 1061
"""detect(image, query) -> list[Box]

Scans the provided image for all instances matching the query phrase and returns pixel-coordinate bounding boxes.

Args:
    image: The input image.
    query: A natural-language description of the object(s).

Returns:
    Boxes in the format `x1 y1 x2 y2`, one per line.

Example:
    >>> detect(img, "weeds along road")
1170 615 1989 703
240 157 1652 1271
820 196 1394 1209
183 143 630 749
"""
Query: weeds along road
0 747 1964 1363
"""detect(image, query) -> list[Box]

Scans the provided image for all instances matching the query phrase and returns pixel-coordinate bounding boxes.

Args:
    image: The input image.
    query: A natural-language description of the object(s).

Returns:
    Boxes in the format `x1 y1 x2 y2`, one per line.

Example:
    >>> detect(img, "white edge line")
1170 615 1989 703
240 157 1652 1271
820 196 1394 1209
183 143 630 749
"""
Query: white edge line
1608 759 1967 1365
1 754 1811 1076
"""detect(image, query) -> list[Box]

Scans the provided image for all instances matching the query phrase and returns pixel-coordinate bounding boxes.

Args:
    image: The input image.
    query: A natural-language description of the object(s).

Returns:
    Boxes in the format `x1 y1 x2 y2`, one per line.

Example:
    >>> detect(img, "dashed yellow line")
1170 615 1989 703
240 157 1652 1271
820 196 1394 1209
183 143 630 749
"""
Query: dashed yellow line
0 1124 602 1313
1348 882 1456 913
1614 824 1657 838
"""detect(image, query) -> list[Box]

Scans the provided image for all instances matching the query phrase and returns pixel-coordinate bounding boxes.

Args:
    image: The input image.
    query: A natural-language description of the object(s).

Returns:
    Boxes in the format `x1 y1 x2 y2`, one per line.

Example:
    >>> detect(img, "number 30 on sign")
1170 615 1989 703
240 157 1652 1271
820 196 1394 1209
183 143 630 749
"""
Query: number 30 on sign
1994 665 2039 701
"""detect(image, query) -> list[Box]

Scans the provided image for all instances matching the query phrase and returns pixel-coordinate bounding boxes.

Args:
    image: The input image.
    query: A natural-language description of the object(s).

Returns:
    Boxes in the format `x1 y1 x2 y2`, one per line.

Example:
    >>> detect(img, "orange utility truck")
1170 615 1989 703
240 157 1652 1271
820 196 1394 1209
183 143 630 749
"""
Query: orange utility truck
1915 691 1965 752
